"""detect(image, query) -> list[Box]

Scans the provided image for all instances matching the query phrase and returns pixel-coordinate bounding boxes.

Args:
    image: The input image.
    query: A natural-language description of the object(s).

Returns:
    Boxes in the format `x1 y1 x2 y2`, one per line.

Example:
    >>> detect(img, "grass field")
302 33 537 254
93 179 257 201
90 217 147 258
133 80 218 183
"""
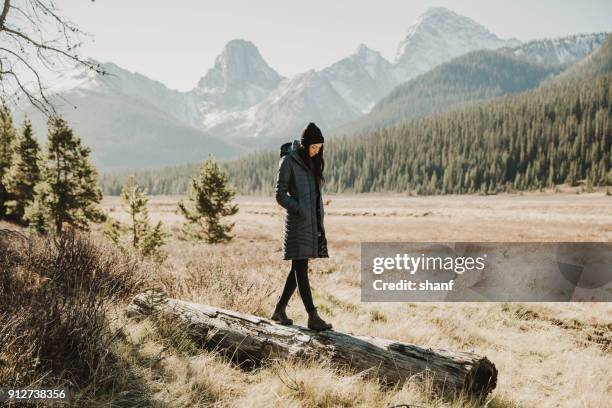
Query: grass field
95 190 611 407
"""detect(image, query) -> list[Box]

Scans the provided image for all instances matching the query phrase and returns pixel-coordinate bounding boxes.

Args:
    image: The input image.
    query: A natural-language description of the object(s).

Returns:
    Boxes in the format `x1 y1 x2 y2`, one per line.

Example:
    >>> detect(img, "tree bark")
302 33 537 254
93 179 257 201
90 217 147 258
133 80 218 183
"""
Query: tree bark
126 290 497 396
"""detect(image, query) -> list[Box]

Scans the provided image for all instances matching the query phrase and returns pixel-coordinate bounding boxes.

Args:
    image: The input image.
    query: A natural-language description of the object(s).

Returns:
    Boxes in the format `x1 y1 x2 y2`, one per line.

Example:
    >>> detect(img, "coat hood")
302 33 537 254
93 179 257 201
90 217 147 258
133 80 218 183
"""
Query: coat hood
289 139 309 170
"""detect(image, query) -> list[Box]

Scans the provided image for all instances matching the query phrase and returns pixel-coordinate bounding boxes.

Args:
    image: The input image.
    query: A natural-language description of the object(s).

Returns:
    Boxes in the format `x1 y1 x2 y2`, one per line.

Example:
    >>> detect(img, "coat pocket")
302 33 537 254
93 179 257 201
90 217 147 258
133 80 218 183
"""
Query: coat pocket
295 198 305 217
288 197 301 216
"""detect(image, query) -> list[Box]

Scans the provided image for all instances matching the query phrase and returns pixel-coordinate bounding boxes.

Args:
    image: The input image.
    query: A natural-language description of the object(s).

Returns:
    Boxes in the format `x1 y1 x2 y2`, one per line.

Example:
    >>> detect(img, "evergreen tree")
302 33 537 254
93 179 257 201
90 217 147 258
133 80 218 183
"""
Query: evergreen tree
102 217 122 245
4 119 41 224
114 176 168 262
0 105 17 220
25 116 105 234
178 156 239 243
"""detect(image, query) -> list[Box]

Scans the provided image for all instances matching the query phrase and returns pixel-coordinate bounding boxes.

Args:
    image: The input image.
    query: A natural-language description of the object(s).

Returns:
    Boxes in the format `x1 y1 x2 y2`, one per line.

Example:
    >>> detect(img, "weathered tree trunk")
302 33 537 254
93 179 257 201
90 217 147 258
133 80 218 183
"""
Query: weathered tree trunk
126 290 497 396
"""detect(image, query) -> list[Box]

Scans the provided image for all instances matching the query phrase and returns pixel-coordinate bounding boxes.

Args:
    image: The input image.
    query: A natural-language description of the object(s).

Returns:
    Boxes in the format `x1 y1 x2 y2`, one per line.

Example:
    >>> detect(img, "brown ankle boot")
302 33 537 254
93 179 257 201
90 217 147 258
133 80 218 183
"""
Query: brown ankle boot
271 303 293 325
307 307 332 331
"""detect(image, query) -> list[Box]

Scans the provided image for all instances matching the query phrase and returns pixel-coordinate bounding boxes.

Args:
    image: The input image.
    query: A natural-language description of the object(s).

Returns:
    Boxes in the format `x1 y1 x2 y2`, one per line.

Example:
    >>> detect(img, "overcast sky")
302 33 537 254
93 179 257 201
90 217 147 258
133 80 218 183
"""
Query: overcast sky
53 0 612 91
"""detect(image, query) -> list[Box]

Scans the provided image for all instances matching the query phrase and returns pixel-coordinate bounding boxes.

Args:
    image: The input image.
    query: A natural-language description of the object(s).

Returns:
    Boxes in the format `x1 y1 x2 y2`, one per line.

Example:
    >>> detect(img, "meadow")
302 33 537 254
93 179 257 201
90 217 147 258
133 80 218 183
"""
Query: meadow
100 190 611 407
2 190 610 407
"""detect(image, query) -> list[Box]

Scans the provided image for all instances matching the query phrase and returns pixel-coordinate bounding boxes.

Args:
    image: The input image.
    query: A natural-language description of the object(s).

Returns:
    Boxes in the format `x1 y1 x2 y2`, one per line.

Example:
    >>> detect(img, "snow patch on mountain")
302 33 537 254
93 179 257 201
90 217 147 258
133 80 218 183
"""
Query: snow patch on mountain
193 39 283 111
503 32 609 66
227 69 360 139
393 7 520 82
42 60 202 128
321 44 397 113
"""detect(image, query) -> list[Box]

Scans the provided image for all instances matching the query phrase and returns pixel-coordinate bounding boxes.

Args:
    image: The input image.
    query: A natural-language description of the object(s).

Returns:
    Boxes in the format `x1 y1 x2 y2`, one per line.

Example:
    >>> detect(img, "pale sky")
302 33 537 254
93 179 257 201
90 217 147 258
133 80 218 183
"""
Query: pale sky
52 0 612 91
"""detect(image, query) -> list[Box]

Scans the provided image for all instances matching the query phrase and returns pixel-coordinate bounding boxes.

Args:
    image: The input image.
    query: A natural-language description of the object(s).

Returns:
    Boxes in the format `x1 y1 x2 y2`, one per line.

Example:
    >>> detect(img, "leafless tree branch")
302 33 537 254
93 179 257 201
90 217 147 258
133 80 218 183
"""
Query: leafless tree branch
0 0 107 117
2 69 48 113
0 1 10 30
0 46 51 107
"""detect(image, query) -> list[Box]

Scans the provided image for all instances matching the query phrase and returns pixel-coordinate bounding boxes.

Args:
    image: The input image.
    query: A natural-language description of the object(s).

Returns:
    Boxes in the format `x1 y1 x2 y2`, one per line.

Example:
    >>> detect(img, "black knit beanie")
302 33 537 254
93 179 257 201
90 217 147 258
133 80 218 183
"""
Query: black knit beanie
300 122 324 146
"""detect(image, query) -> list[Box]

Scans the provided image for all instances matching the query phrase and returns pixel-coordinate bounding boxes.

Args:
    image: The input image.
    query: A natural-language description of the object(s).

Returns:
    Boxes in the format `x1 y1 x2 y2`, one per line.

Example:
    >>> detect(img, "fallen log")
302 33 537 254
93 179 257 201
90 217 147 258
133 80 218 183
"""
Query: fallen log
126 290 497 396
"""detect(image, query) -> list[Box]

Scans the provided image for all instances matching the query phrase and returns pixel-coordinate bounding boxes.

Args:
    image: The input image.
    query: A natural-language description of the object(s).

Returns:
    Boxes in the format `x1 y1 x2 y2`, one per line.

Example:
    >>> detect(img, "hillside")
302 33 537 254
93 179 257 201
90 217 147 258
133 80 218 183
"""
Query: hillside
548 34 612 83
15 63 242 172
501 32 609 67
333 50 560 137
228 72 611 195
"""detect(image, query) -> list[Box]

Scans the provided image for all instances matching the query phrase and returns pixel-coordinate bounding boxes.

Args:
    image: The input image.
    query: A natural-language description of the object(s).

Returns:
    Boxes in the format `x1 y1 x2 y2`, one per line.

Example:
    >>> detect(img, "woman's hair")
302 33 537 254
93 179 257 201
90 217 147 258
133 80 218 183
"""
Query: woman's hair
297 143 325 187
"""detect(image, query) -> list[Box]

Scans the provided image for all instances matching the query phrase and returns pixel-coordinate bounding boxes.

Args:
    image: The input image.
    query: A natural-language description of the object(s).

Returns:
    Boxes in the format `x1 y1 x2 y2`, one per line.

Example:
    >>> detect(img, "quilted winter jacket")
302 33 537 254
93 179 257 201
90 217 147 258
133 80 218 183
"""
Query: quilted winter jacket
275 140 329 260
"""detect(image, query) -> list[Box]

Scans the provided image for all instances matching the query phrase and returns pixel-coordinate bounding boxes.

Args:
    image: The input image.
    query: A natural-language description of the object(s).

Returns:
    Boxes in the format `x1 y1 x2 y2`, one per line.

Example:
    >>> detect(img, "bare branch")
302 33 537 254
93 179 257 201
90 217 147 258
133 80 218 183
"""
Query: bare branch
1 69 53 115
0 46 52 107
9 4 41 31
32 0 85 35
0 0 106 116
5 26 104 72
0 1 10 31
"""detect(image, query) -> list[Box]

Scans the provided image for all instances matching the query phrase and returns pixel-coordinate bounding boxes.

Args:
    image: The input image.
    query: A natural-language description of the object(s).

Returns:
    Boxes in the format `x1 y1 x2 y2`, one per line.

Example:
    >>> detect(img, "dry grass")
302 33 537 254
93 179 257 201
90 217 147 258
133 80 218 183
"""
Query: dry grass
2 190 610 407
99 191 611 407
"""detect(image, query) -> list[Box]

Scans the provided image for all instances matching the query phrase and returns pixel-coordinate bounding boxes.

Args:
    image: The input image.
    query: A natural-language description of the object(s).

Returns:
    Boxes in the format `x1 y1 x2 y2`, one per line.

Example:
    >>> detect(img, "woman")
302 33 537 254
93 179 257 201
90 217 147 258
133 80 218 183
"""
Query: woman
271 122 332 331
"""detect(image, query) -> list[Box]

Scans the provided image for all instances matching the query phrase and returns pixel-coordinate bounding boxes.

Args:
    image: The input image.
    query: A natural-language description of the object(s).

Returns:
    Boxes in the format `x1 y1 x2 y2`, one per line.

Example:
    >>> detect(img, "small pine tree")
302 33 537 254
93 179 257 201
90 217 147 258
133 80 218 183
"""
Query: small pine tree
25 116 105 234
0 105 17 220
118 176 168 261
4 119 41 224
178 156 239 243
102 217 123 245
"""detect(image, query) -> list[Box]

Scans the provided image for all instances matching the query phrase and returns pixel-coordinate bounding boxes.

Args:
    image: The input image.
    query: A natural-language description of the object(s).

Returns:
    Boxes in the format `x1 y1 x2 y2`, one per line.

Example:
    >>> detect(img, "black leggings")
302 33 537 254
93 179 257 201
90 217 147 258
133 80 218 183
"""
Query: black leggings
277 258 315 313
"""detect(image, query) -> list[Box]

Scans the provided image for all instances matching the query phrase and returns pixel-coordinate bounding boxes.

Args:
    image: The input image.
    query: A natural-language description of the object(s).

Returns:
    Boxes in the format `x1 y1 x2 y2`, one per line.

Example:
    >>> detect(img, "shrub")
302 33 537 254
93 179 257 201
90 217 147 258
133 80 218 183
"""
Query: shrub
0 228 147 398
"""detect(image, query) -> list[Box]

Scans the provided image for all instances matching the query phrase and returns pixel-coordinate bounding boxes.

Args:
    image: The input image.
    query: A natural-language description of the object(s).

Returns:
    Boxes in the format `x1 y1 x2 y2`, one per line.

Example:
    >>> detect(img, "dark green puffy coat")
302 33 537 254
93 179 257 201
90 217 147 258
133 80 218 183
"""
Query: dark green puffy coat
275 140 329 260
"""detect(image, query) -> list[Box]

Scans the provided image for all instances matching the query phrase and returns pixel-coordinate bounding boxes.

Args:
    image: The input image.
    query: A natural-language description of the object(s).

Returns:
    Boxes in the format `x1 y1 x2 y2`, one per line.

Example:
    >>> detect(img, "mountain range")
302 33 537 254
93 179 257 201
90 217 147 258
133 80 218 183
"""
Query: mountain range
100 34 612 196
14 7 609 171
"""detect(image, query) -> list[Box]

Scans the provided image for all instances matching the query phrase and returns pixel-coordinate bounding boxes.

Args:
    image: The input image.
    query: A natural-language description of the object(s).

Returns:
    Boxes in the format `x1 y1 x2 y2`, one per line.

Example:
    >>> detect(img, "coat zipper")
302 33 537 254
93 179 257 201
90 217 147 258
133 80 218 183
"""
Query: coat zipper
290 152 320 255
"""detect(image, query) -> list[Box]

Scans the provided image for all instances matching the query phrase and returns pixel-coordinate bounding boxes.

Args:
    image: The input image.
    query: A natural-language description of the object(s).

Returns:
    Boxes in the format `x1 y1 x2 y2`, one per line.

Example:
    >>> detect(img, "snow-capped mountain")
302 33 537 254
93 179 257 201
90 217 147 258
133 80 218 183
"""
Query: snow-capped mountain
47 60 202 128
193 39 283 112
502 32 609 67
394 7 520 82
242 69 360 140
13 7 609 170
320 44 397 113
185 41 379 142
15 61 239 171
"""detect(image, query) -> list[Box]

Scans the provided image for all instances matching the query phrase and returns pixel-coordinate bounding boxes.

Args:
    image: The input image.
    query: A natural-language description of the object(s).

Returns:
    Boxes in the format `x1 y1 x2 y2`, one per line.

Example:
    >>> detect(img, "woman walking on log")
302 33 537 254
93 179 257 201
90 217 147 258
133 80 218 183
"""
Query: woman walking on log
271 122 332 331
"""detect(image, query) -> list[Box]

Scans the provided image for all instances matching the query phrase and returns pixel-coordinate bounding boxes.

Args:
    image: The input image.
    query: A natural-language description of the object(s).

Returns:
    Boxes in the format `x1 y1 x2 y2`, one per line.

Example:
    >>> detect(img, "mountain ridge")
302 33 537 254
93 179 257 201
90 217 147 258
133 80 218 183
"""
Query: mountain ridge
100 33 612 195
13 7 609 171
